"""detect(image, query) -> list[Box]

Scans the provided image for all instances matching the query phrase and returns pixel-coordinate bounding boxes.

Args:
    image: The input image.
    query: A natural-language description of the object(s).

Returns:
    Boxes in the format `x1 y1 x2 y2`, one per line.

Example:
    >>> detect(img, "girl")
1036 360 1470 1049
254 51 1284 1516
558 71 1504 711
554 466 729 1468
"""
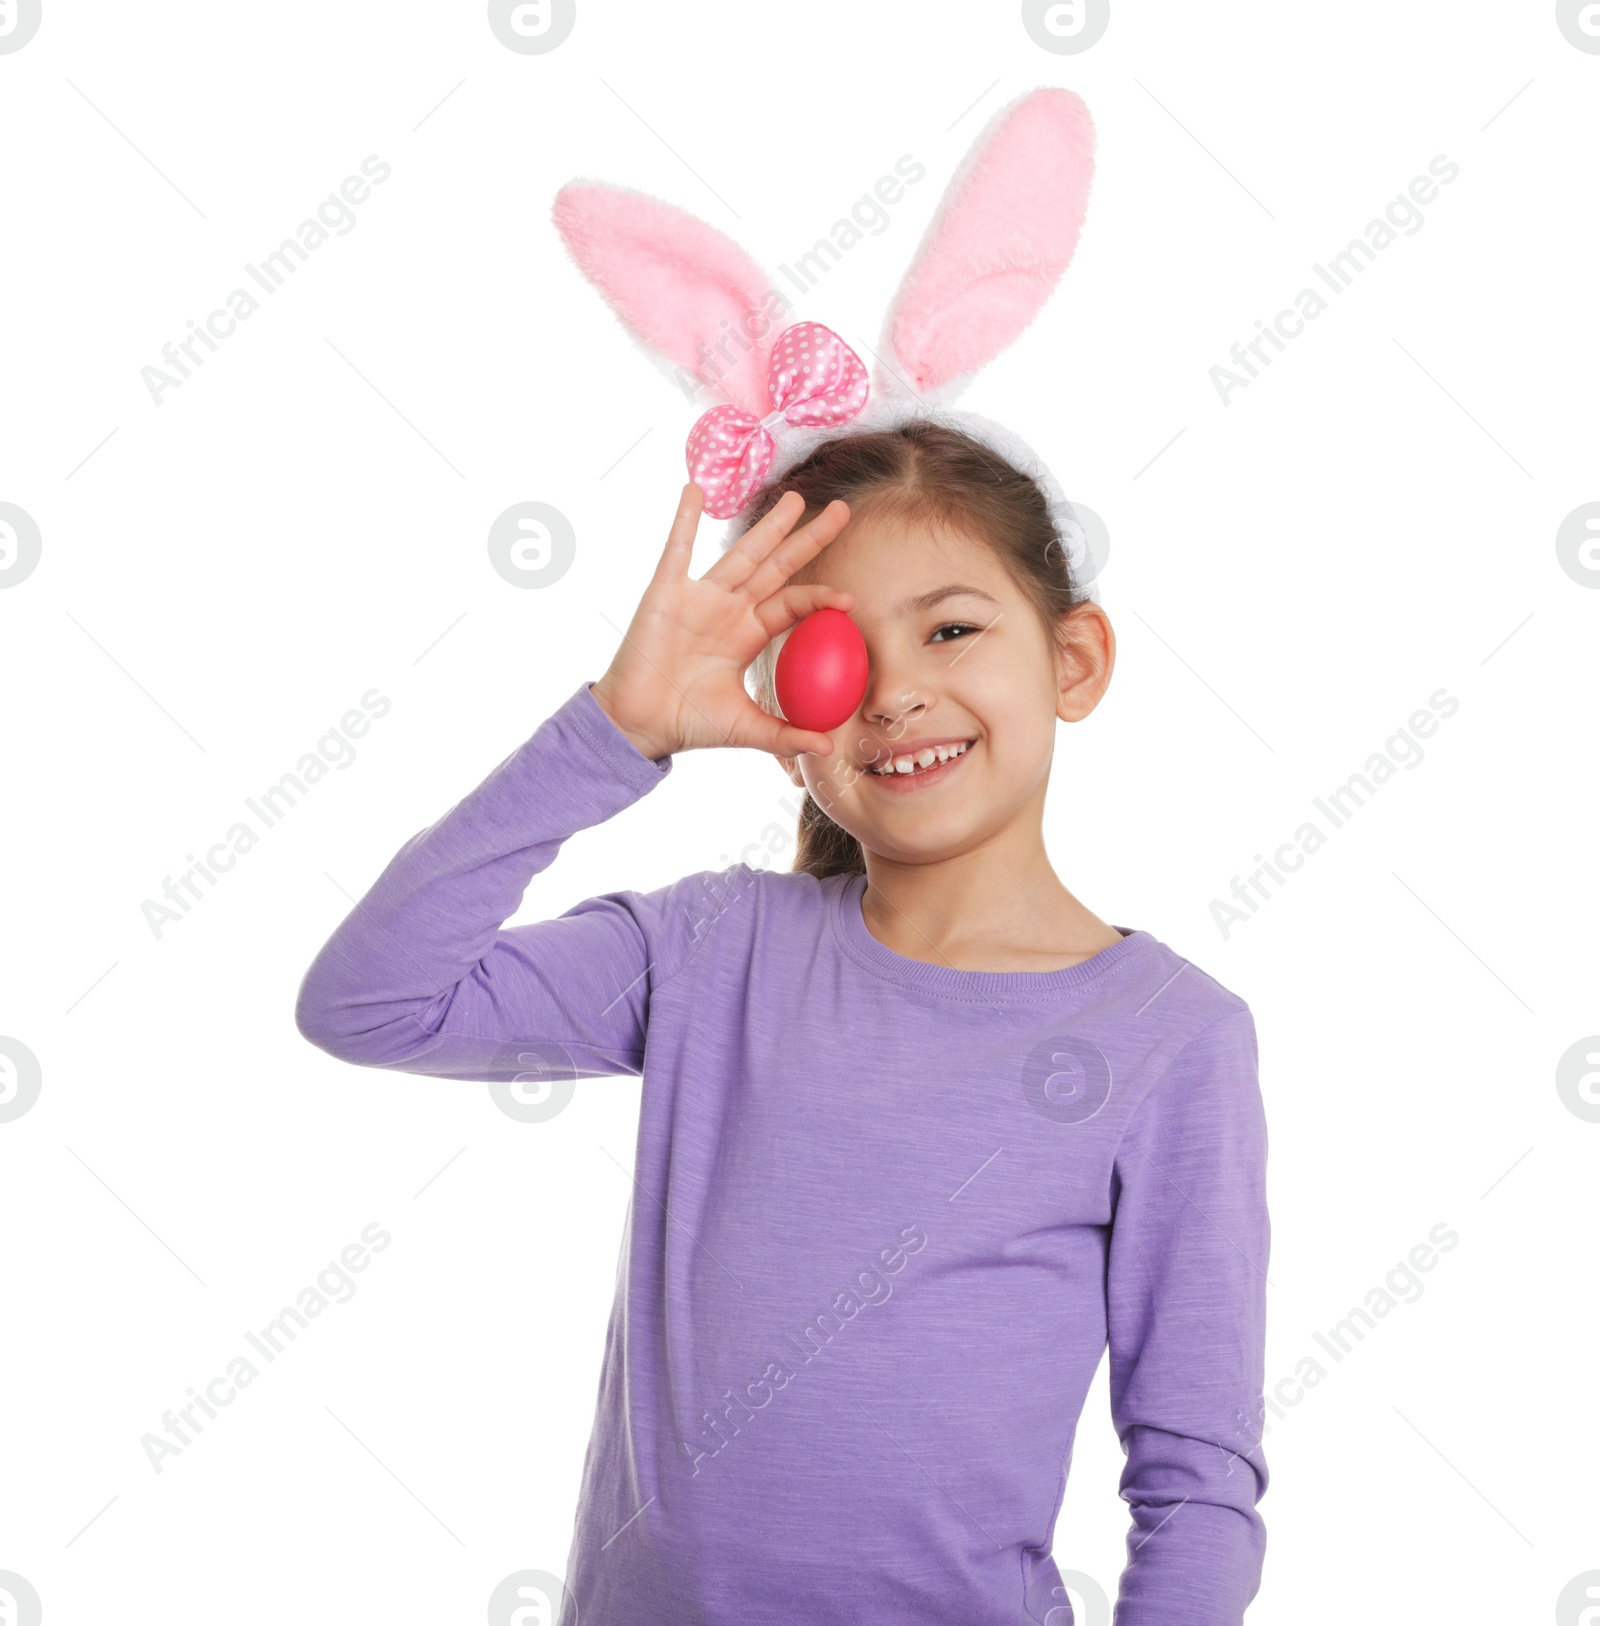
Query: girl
294 420 1271 1624
297 89 1274 1626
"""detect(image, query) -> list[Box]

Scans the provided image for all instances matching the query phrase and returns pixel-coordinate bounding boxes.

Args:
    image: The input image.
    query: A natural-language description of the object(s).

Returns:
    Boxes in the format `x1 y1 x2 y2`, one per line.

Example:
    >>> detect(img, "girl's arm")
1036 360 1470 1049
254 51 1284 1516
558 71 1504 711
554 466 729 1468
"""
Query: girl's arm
1105 1005 1272 1625
293 680 715 1080
295 482 854 1082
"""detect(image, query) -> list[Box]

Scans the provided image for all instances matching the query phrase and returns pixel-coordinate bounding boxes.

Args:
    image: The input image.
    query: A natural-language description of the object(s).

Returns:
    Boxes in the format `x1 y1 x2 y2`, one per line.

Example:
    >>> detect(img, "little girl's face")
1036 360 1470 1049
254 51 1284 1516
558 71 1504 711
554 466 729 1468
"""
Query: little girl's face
776 506 1105 864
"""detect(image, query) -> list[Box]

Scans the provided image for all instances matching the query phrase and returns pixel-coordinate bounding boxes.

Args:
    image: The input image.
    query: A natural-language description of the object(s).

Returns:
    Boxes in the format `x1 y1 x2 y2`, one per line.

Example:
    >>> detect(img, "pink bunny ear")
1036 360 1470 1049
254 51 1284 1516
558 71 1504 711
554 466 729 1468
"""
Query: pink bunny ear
551 181 784 417
877 87 1096 406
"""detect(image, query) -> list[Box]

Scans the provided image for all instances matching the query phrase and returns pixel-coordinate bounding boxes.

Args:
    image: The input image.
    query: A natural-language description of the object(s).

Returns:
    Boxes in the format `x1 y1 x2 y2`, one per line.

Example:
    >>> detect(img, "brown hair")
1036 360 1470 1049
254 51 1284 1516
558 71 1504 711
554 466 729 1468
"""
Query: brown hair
740 419 1093 879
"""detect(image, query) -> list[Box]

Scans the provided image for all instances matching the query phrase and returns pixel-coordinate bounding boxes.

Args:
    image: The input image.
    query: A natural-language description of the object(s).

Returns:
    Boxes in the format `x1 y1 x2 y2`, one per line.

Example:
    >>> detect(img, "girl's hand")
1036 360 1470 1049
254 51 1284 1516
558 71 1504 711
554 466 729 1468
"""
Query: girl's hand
590 482 854 762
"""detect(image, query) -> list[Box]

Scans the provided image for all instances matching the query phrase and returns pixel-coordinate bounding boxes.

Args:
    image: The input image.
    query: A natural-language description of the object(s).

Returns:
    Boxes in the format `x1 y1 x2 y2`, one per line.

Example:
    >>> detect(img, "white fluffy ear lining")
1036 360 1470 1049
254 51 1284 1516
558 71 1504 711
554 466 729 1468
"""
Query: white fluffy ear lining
874 87 1097 408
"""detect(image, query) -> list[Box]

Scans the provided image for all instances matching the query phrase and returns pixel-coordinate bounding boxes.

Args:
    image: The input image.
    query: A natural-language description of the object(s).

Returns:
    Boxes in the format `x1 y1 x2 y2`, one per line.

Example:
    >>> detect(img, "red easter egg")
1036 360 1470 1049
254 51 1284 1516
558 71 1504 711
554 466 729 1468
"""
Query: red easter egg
774 608 869 733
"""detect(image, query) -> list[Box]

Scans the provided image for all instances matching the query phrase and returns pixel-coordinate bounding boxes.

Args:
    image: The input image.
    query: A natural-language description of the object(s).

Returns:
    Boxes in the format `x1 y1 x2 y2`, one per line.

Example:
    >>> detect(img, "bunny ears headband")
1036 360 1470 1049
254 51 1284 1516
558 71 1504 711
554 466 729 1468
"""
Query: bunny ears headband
551 86 1099 590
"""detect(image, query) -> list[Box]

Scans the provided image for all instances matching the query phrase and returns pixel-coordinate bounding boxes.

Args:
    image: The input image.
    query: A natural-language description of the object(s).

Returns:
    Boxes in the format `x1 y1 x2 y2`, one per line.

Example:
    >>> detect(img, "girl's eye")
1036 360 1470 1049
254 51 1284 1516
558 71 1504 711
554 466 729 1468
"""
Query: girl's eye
930 622 981 643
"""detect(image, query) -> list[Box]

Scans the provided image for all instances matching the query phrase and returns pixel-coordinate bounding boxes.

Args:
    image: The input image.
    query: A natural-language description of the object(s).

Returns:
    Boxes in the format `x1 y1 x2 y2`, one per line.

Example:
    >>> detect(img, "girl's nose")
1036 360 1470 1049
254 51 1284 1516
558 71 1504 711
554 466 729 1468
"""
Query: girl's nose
861 654 928 738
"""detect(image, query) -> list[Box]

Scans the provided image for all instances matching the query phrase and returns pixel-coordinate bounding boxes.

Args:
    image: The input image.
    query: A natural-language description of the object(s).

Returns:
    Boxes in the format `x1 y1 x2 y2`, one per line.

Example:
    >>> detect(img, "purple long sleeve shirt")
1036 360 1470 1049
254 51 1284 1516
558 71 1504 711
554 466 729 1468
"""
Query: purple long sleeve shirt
295 680 1271 1625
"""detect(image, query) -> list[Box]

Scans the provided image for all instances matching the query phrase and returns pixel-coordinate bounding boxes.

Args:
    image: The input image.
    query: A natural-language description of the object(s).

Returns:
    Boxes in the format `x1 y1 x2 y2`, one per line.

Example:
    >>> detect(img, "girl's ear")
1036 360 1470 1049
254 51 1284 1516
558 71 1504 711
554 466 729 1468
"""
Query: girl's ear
1054 601 1116 724
551 181 783 417
874 87 1097 409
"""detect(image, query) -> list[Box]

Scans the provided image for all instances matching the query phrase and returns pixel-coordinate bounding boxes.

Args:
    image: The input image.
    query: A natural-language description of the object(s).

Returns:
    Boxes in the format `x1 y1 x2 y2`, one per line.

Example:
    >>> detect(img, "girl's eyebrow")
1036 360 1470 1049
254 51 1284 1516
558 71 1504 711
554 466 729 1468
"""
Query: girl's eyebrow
894 583 1003 615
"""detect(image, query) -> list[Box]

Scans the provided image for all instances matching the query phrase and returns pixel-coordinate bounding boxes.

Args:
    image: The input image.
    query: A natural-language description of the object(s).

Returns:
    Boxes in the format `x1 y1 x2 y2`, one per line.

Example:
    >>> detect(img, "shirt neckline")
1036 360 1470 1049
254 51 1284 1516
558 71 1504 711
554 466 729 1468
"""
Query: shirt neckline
830 869 1154 1001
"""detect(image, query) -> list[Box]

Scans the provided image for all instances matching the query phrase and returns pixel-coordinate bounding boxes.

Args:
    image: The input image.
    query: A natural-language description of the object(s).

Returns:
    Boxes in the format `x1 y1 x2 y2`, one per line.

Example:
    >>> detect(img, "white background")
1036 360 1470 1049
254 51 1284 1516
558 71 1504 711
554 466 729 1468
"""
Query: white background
1 2 1596 1621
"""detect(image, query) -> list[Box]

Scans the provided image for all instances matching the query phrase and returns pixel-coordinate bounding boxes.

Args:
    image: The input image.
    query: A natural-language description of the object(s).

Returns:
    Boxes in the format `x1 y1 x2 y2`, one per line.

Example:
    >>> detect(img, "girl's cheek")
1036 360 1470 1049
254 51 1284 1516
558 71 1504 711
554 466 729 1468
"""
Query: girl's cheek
802 758 852 819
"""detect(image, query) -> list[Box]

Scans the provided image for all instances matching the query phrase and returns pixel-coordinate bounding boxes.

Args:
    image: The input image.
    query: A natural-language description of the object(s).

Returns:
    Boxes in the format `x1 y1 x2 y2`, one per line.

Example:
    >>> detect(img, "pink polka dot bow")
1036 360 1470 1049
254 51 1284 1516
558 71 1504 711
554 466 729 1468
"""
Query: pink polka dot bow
685 322 870 518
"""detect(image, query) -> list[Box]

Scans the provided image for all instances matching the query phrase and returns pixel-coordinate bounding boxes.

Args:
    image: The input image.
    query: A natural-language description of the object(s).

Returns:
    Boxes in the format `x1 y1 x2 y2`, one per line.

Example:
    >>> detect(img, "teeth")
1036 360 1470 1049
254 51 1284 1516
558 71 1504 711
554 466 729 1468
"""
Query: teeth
868 741 972 776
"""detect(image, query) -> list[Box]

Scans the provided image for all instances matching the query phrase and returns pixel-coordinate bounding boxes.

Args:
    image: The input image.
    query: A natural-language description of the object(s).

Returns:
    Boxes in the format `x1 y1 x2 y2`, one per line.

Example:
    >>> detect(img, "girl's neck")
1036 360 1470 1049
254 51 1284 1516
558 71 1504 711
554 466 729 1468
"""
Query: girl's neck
857 823 1123 976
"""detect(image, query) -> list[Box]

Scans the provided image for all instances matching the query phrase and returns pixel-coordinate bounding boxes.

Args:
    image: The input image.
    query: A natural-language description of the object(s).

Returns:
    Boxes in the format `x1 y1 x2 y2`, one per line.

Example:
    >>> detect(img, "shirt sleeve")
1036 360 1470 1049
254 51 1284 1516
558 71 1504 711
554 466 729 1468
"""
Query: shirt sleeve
293 679 721 1082
1105 1005 1271 1625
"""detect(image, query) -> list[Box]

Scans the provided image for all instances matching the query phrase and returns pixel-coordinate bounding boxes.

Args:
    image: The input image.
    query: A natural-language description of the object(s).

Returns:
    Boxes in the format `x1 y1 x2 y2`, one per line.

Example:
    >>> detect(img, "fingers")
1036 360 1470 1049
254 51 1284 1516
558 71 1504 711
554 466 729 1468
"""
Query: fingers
741 499 852 605
707 490 850 598
706 490 806 588
753 582 855 639
652 482 704 584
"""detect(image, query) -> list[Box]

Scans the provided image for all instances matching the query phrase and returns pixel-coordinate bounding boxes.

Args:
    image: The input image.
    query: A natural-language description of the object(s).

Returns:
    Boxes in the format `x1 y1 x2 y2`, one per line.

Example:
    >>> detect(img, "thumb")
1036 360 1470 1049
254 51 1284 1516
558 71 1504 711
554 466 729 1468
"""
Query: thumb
730 698 836 760
773 722 838 760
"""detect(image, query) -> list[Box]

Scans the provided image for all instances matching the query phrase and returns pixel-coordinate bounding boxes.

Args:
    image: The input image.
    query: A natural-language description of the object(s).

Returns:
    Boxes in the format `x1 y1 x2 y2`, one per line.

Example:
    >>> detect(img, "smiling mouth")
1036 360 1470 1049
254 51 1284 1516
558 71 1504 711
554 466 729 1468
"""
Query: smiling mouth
864 739 977 780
